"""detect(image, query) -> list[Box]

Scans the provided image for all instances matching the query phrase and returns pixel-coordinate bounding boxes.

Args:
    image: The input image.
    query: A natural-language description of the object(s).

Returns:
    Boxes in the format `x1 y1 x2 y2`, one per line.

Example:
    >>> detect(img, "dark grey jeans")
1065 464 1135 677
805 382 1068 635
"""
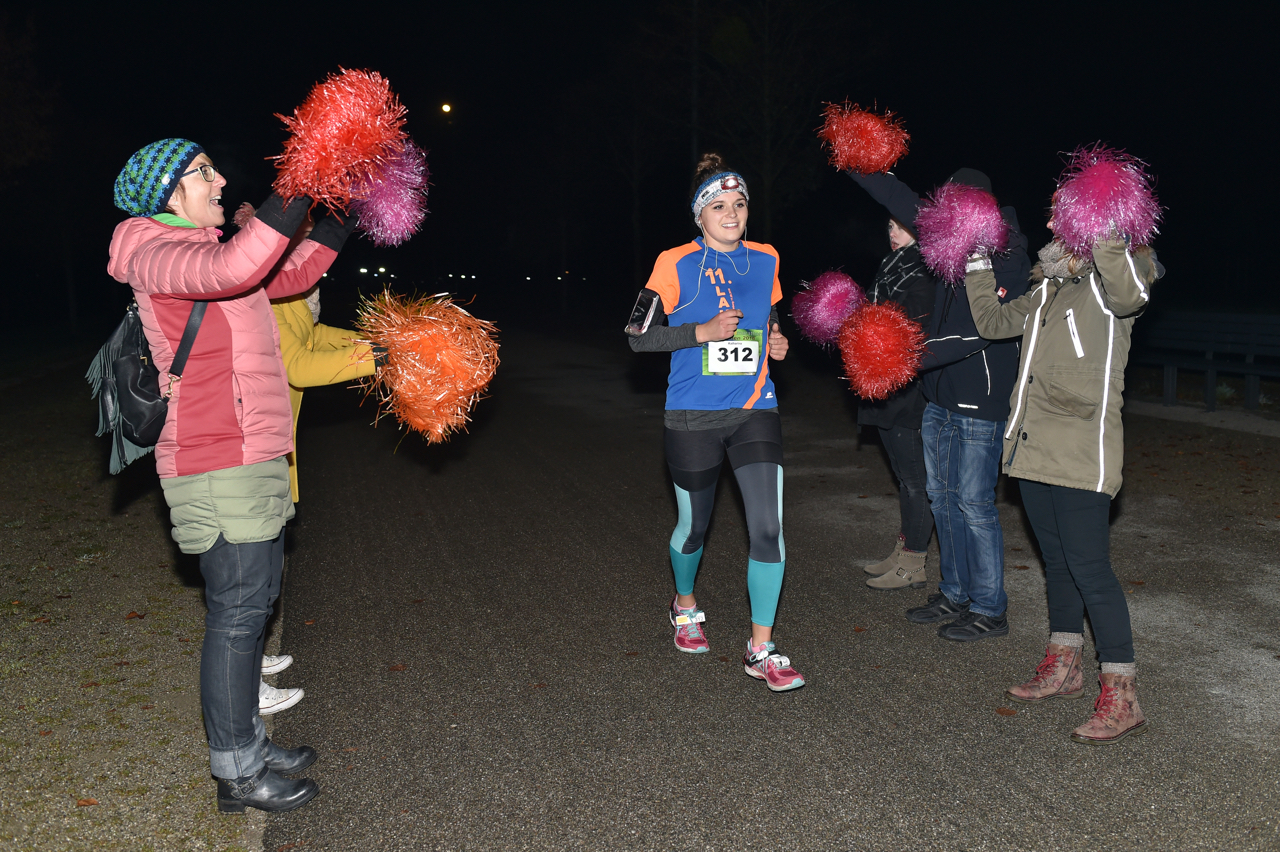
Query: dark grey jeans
200 531 283 779
878 424 934 552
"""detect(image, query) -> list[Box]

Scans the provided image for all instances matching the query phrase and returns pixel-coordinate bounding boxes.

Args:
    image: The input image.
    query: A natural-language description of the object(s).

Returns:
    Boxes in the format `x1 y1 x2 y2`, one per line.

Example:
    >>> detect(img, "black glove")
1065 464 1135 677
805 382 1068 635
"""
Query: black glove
308 205 360 252
254 193 311 238
372 345 389 368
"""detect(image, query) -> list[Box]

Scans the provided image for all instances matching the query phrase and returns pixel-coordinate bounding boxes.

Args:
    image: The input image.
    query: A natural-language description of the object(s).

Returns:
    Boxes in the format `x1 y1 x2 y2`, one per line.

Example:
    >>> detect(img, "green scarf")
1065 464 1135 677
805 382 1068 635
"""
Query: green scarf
152 213 198 228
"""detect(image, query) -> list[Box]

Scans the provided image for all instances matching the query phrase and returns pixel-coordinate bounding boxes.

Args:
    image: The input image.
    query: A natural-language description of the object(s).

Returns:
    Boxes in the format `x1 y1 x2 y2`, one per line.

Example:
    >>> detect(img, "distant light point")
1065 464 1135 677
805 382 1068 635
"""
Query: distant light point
442 104 452 113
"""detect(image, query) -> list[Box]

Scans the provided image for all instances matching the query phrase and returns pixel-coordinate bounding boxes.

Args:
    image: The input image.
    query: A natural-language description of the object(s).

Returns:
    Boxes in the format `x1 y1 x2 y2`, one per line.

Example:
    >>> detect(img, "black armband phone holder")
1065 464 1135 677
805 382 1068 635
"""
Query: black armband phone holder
625 289 663 337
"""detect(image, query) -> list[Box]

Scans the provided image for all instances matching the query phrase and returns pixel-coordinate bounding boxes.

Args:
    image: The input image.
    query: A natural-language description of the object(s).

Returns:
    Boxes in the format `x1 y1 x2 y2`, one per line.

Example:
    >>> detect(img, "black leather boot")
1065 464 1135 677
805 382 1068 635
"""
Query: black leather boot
264 739 318 775
216 766 319 814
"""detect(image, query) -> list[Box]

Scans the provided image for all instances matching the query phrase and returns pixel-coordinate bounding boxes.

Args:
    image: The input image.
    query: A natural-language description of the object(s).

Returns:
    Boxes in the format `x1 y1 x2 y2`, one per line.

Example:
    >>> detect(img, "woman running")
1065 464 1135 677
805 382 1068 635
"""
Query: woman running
626 153 804 692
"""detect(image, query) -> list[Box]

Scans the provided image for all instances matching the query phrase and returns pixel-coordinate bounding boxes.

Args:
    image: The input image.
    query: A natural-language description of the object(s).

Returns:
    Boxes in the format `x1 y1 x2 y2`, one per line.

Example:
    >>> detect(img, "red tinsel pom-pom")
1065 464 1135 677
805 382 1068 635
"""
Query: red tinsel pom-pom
836 302 926 400
356 291 500 443
273 68 408 211
818 102 909 174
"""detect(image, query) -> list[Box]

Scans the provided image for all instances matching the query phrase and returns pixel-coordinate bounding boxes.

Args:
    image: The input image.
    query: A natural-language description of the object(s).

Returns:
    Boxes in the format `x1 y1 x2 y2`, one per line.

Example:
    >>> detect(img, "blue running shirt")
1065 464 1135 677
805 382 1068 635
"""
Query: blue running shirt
645 239 782 411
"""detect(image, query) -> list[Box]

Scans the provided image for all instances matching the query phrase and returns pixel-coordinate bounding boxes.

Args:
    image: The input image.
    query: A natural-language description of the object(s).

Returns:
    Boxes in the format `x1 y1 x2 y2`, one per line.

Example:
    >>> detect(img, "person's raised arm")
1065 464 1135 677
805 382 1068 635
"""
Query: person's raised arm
127 193 311 300
847 171 922 230
1091 237 1157 318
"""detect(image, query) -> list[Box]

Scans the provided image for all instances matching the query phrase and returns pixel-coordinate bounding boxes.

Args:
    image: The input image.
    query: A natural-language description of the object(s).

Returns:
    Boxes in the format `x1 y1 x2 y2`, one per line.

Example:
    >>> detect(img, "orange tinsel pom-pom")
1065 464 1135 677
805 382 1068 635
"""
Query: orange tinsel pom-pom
272 68 408 210
818 102 909 174
356 291 500 443
837 302 925 400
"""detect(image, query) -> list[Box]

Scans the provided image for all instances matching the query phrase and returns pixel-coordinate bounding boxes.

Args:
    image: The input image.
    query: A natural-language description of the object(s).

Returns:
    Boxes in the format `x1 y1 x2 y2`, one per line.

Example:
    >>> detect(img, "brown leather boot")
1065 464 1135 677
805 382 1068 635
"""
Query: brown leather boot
865 548 926 590
1070 673 1148 745
1006 644 1085 703
864 536 905 576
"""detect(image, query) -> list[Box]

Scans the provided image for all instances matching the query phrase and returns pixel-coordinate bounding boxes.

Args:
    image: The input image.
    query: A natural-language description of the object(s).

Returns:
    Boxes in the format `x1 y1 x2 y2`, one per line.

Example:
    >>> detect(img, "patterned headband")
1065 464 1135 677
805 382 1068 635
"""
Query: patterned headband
691 172 749 224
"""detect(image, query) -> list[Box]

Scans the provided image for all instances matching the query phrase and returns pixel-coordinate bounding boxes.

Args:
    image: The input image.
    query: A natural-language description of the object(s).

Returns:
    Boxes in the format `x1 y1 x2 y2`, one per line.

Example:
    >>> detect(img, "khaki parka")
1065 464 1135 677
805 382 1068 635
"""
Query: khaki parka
964 238 1158 497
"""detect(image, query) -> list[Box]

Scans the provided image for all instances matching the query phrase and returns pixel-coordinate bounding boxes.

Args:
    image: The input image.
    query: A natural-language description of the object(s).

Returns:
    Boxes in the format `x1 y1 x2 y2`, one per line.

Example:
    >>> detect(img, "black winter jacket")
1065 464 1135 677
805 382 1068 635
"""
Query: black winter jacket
849 171 1032 422
854 241 934 430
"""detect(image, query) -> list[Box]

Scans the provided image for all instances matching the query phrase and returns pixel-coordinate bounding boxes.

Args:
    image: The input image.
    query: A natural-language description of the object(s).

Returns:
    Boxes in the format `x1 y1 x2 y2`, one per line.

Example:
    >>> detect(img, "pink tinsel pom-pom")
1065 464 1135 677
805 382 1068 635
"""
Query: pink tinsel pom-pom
1052 144 1160 258
792 271 866 346
837 302 926 400
351 141 430 247
817 102 909 174
916 182 1009 284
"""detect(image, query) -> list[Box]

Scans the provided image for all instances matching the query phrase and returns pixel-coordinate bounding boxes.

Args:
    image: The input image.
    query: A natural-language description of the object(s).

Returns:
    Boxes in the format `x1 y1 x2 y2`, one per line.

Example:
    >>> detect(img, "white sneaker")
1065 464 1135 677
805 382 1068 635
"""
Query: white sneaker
261 654 293 675
258 681 304 715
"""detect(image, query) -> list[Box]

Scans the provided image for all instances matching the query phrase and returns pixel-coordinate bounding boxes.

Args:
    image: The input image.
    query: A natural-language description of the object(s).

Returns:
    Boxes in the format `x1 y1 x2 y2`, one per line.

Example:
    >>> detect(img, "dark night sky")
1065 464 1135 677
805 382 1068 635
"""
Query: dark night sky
5 2 1273 334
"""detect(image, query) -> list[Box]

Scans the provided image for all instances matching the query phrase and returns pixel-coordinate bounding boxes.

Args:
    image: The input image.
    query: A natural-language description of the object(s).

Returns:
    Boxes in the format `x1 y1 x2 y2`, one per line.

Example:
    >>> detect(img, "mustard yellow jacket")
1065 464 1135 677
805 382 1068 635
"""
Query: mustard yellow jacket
272 296 377 501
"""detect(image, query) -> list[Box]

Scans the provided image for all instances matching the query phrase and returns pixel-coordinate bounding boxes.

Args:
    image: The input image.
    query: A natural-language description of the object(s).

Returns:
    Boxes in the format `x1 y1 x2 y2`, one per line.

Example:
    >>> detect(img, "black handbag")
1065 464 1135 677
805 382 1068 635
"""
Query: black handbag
87 300 206 473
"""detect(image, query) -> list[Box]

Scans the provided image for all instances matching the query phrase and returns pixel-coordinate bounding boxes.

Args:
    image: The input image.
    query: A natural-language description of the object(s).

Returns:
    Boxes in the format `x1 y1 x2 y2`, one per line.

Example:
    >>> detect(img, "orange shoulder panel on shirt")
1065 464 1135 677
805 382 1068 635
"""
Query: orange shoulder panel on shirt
645 241 703 315
744 241 783 306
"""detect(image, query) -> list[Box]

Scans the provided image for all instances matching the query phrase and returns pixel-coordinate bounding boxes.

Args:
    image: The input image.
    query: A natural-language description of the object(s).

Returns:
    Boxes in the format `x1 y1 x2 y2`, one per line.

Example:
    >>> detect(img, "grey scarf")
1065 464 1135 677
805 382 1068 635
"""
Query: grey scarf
1037 240 1093 280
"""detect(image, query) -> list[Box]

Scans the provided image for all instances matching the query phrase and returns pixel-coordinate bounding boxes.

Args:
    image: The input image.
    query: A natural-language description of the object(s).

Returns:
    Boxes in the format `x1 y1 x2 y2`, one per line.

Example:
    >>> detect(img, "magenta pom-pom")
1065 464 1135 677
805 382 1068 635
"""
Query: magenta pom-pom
837 302 926 400
351 140 430 246
916 182 1009 284
818 102 909 174
1051 144 1160 258
793 271 866 346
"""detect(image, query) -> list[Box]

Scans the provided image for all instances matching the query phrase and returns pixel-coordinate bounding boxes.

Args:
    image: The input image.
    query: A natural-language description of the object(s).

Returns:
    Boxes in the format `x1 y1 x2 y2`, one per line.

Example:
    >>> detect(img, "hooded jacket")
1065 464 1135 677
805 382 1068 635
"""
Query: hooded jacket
965 238 1158 496
849 171 1030 422
107 204 337 479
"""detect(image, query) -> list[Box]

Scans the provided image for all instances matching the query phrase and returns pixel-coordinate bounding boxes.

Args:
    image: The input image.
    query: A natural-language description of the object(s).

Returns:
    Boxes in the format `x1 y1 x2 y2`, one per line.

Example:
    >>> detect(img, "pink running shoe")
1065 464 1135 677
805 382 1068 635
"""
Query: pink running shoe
670 598 710 654
743 641 806 692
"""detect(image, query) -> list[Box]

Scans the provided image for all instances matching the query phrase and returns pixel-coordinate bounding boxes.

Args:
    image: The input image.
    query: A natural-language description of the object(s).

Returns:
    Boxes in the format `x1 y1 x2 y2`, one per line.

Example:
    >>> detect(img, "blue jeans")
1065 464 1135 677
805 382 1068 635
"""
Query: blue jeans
921 403 1007 617
200 532 283 779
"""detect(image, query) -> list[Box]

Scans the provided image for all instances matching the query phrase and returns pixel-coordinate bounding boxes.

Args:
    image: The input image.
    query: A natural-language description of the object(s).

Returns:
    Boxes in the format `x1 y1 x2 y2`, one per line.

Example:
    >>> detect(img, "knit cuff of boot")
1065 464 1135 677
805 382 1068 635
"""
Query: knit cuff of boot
1049 632 1085 647
1101 662 1137 677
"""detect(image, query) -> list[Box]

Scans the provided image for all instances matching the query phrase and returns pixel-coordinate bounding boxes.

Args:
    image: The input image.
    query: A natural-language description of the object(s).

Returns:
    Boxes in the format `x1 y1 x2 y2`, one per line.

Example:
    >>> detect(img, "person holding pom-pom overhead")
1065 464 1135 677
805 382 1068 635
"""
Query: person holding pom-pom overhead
108 138 358 813
964 146 1163 744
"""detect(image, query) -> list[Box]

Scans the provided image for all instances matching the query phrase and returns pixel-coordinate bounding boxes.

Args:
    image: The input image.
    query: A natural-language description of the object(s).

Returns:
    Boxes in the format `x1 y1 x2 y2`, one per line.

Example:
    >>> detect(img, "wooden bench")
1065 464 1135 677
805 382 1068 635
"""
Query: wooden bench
1130 312 1280 411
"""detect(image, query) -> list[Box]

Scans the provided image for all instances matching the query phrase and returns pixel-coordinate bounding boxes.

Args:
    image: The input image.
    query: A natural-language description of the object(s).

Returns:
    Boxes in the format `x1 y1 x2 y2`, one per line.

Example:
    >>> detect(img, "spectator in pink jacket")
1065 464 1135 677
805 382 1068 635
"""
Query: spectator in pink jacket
108 138 356 814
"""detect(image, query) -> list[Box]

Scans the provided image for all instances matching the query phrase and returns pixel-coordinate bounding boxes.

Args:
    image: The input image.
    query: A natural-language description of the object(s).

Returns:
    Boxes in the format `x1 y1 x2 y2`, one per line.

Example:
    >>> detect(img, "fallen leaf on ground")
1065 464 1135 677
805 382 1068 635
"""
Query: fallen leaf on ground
56 595 71 599
38 730 52 736
140 705 154 710
10 600 19 605
80 682 100 689
719 656 729 662
343 747 359 752
388 664 407 672
304 620 316 625
869 665 882 670
1015 565 1030 571
32 616 50 623
76 798 98 807
995 707 1017 716
625 651 639 656
853 626 867 633
125 611 145 620
531 683 547 689
1129 580 1145 586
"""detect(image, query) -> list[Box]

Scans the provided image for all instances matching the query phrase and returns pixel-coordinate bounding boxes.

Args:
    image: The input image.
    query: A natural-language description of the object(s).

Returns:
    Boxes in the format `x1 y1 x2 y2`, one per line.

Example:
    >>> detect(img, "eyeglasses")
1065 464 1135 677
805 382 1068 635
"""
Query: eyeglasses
179 164 220 182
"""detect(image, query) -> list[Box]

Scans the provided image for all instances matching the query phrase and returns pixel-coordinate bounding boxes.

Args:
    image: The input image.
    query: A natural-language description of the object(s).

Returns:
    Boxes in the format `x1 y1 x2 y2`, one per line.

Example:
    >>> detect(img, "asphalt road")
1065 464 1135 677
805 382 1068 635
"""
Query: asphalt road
262 329 1280 851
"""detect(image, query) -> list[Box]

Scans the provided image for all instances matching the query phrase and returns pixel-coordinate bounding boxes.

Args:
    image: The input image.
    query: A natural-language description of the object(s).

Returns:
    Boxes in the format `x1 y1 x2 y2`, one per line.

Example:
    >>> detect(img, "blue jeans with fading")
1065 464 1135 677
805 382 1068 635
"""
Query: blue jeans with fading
921 403 1007 617
200 531 283 780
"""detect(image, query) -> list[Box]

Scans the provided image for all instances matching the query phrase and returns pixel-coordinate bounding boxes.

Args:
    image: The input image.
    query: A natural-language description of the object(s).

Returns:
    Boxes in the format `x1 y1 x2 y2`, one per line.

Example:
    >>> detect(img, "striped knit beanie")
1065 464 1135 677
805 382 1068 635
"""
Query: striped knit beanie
113 139 205 217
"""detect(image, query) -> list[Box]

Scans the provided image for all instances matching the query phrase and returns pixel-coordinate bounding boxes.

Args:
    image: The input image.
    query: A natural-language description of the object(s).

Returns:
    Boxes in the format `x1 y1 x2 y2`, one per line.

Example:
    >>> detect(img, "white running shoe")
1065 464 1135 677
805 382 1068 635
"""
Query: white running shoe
261 654 294 675
258 681 304 715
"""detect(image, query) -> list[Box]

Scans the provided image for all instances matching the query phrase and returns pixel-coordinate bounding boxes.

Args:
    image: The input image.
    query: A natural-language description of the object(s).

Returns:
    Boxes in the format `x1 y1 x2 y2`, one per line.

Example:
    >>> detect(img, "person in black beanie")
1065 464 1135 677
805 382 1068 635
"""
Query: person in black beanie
848 167 1030 639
